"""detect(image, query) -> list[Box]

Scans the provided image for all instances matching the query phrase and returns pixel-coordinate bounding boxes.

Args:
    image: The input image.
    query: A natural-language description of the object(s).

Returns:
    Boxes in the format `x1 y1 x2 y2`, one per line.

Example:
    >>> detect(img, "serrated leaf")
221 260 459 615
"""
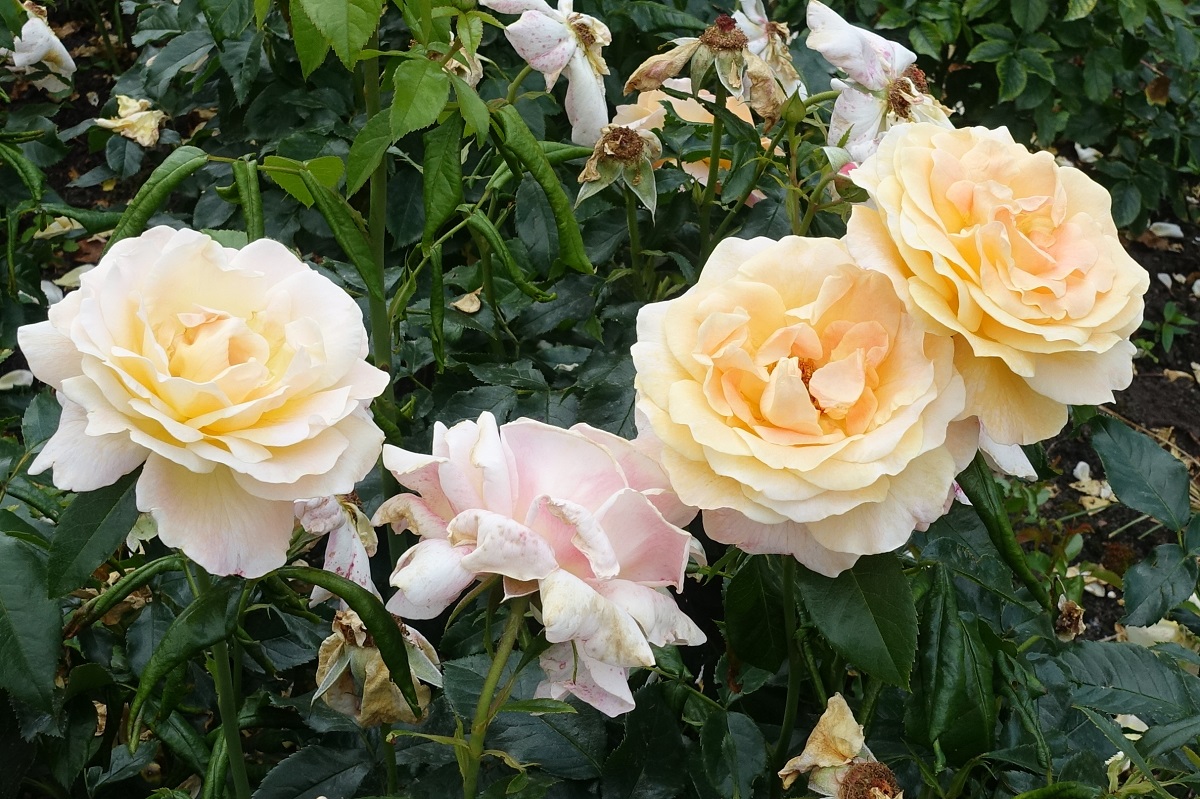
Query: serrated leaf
1090 416 1191 531
467 361 548 391
497 698 577 714
199 0 252 41
145 30 216 94
966 39 1013 63
423 115 463 246
216 29 263 104
723 557 787 672
1108 181 1141 228
253 745 372 799
700 711 766 799
997 54 1028 101
1064 0 1098 20
1010 0 1049 31
1121 544 1199 627
796 554 918 688
391 57 450 139
21 391 60 453
451 74 489 141
0 535 60 712
601 685 686 799
288 0 329 78
1059 641 1199 721
346 110 390 197
296 0 382 68
46 471 141 596
1016 48 1054 81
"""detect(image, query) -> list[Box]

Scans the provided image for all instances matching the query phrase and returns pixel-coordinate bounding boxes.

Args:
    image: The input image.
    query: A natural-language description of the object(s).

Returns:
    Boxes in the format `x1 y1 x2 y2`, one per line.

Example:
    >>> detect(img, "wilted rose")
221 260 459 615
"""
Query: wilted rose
632 235 976 576
18 227 388 577
846 124 1149 445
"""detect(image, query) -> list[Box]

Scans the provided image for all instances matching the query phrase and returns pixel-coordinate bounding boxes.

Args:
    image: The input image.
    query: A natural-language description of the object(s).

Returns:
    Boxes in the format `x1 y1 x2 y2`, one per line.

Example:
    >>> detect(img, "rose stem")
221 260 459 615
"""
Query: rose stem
461 596 530 798
194 568 252 799
625 186 649 300
770 555 816 799
698 81 727 259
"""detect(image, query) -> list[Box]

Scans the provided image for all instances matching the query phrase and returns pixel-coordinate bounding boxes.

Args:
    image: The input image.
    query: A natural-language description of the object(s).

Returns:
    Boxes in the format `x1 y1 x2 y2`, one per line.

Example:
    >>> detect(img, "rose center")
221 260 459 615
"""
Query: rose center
839 761 902 799
700 14 749 51
168 307 270 383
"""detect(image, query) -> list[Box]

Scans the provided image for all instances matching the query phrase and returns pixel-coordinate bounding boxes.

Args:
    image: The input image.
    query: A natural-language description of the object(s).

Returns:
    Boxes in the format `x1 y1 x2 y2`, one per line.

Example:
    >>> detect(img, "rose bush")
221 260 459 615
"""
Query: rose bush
632 235 977 576
18 226 388 577
374 412 704 716
846 123 1151 445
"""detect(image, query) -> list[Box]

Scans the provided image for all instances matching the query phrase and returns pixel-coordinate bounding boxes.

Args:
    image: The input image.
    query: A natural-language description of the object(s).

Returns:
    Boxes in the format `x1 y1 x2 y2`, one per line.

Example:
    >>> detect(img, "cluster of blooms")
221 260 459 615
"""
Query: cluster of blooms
16 0 1148 731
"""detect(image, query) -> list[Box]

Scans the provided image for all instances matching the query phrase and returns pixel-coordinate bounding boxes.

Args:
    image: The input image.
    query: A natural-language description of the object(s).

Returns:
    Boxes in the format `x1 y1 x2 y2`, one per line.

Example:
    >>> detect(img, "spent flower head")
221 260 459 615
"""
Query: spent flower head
779 694 903 798
734 0 807 98
576 124 663 215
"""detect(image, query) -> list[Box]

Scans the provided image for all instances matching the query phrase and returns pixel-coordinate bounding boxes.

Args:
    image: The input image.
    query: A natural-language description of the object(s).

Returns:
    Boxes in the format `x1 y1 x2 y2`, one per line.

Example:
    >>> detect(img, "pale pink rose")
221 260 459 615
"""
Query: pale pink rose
480 0 611 145
18 227 388 578
374 412 704 717
845 124 1150 445
805 0 951 164
632 236 977 577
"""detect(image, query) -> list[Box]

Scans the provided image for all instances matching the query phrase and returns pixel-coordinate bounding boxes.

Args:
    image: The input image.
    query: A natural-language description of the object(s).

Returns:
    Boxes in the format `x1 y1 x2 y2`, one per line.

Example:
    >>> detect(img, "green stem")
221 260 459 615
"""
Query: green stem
796 172 836 236
770 557 804 799
795 593 828 707
625 187 649 300
462 596 530 798
712 121 790 243
801 90 841 110
859 677 882 733
506 65 534 105
194 569 251 799
698 81 726 259
383 725 398 795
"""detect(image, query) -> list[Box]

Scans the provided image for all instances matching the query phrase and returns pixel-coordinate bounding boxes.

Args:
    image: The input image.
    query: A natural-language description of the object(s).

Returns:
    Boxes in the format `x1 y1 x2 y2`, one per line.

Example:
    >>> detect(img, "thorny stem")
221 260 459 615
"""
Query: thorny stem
461 596 530 798
625 186 650 300
698 81 727 259
797 172 837 236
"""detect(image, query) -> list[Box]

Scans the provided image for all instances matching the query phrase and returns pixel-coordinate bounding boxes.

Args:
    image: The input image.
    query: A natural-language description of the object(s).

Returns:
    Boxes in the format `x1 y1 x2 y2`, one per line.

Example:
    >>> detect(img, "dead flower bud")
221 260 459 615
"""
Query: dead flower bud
1055 595 1086 642
314 610 441 727
779 693 903 798
577 125 662 215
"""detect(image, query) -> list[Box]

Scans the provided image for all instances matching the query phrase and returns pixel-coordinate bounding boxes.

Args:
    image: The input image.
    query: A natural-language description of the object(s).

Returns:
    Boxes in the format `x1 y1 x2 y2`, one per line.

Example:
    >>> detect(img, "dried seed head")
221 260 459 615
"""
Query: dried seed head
700 14 749 52
573 21 597 48
839 762 902 799
902 65 928 95
886 81 912 118
1055 596 1086 642
600 126 645 163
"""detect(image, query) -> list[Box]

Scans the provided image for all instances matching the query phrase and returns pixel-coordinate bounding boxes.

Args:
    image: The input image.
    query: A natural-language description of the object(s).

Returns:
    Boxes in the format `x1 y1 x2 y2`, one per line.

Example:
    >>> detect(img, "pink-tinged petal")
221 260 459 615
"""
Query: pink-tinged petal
596 488 692 588
387 539 477 619
136 455 295 578
828 83 885 163
505 10 576 86
381 444 455 519
372 493 452 539
502 419 627 515
539 569 654 667
30 397 148 492
594 580 706 647
311 515 381 605
535 642 635 717
703 507 860 577
452 509 560 581
806 0 914 90
563 53 608 146
18 317 82 390
978 423 1036 479
471 411 518 519
524 495 618 579
480 0 557 16
570 424 697 528
437 417 491 513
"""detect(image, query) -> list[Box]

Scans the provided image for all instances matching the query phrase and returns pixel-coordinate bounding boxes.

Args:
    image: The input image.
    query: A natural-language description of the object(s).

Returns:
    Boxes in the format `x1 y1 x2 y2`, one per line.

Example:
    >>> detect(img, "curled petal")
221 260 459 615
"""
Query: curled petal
564 52 609 145
504 8 577 87
539 569 654 667
623 40 701 94
387 539 477 619
535 642 635 717
453 508 561 581
594 580 705 646
806 0 914 90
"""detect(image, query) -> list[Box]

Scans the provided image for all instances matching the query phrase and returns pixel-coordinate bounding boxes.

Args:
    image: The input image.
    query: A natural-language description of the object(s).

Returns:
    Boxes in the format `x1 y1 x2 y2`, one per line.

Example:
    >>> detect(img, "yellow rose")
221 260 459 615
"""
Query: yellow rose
846 123 1149 445
632 236 977 576
18 227 388 578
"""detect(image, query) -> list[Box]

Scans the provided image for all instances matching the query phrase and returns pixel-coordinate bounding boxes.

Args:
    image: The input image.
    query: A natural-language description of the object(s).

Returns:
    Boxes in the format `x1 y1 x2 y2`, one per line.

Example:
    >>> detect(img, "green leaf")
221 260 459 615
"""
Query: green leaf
1016 48 1055 82
1082 57 1113 103
490 697 606 780
46 471 141 596
468 361 548 391
1185 514 1200 557
997 54 1028 102
451 74 489 142
288 0 329 78
1090 416 1191 531
422 115 463 246
253 745 372 799
130 578 243 726
516 176 559 276
1136 715 1200 759
1064 0 1098 20
907 567 995 763
231 159 263 240
345 110 390 197
0 141 45 200
299 172 384 301
145 30 216 94
1059 641 1199 721
966 39 1013 63
723 557 787 671
255 0 270 27
601 685 686 799
1117 0 1147 31
105 146 209 253
199 0 252 41
216 29 263 104
0 534 60 712
699 711 767 799
21 391 60 453
1108 181 1141 228
391 57 450 139
1077 707 1172 798
497 698 577 714
1010 0 1049 31
296 0 382 68
105 135 143 178
796 554 918 688
1121 544 1199 626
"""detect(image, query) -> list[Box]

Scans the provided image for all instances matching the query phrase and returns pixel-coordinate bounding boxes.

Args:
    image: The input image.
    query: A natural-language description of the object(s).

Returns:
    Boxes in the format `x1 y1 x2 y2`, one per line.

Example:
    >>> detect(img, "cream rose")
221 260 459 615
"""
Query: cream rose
632 236 977 576
846 123 1149 445
18 227 388 577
